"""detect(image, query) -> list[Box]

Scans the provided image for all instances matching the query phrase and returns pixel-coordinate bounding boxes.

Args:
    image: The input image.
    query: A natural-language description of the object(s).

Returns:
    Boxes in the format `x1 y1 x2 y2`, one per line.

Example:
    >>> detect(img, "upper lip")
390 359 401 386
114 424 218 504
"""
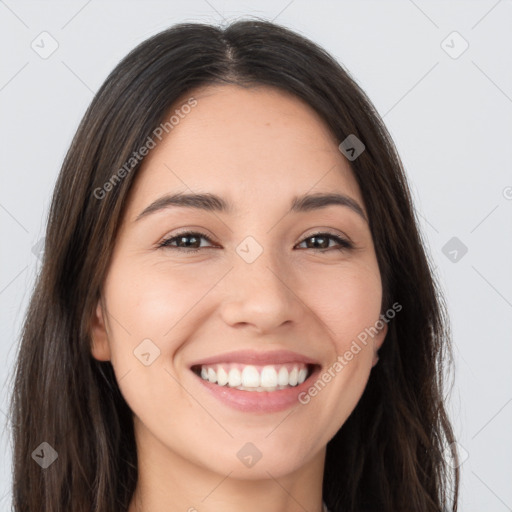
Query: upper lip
189 349 320 368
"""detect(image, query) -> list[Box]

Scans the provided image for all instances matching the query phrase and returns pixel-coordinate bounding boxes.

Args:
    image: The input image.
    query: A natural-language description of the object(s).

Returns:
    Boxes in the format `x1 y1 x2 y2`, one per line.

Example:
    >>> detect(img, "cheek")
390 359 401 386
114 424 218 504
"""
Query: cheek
296 265 382 429
101 263 199 424
105 259 217 342
300 262 383 344
102 259 226 398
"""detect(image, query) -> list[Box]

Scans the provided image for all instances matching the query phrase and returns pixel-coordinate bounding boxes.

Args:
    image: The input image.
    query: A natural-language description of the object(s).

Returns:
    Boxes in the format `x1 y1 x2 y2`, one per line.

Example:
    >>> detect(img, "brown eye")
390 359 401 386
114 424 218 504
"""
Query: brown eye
157 231 353 254
296 232 353 251
158 231 215 253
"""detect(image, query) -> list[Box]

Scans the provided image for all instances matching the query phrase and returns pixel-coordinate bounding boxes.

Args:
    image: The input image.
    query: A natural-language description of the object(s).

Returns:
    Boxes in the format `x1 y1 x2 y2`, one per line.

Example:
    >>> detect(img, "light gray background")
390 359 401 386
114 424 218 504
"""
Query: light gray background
1 1 511 510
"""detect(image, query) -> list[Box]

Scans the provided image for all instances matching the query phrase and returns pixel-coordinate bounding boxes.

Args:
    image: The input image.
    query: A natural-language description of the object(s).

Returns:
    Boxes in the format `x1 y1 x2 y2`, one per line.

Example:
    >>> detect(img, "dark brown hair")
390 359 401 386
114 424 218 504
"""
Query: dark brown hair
9 19 459 512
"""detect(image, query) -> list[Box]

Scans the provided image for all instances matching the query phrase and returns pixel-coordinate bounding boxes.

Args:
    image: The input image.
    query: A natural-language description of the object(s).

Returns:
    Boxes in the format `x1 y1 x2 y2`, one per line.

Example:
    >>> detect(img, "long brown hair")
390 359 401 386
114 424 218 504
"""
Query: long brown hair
9 19 459 512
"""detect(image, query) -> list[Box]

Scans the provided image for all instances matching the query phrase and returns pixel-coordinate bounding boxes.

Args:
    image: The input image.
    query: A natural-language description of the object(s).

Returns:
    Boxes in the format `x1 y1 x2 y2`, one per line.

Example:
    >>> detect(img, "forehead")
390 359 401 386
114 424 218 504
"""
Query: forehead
125 84 364 218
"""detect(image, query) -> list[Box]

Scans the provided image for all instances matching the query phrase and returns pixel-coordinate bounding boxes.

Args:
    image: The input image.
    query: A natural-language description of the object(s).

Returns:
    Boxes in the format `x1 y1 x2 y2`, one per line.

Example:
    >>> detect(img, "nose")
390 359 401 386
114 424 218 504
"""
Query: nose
218 248 305 334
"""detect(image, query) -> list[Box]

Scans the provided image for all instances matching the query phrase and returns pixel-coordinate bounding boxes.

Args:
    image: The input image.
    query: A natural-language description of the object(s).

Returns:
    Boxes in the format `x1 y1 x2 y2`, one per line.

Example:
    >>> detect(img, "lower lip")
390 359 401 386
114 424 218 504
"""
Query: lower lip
191 366 321 413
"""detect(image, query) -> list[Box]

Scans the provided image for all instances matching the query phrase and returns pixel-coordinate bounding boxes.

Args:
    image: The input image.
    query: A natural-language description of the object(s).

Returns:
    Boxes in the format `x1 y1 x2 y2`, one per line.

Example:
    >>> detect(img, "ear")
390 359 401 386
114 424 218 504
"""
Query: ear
371 320 388 367
90 299 111 361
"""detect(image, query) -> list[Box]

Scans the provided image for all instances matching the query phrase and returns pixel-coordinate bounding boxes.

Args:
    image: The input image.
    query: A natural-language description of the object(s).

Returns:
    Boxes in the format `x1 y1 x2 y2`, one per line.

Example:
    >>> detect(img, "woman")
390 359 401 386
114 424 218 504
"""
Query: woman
9 19 460 512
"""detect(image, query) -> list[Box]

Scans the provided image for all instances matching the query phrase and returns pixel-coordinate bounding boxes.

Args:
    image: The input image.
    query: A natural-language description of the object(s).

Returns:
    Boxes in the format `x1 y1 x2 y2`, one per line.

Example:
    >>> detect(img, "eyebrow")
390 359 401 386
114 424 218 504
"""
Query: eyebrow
135 191 367 222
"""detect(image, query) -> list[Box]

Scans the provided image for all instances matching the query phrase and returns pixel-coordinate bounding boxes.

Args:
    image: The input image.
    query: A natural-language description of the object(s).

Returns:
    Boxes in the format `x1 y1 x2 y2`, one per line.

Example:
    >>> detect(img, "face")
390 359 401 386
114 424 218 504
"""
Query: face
91 84 387 480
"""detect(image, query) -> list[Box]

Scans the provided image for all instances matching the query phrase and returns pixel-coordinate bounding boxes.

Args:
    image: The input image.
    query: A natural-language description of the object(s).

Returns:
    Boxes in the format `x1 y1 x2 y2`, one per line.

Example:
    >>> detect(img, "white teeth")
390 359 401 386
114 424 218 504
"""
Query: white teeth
260 366 277 387
241 366 260 387
207 367 217 384
277 366 289 386
217 366 228 386
290 367 299 386
196 362 312 391
228 368 242 387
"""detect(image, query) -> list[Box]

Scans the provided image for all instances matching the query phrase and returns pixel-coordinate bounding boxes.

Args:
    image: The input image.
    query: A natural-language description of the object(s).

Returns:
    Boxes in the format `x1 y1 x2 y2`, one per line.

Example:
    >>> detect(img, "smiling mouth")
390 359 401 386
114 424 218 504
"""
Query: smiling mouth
190 362 319 392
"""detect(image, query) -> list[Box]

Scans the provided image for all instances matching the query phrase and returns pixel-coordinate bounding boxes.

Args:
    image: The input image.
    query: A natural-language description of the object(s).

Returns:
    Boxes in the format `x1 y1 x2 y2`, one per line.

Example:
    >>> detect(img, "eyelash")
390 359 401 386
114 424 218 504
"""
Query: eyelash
157 230 353 253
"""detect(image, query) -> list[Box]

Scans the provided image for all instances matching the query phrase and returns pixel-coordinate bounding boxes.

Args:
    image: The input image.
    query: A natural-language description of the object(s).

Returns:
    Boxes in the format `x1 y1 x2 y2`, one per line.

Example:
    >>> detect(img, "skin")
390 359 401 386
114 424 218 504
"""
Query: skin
90 84 387 512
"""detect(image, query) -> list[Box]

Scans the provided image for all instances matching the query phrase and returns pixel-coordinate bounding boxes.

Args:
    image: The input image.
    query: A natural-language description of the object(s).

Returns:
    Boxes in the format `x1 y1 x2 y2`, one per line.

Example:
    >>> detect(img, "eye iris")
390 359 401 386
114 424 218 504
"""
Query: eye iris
307 235 329 249
177 234 200 248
